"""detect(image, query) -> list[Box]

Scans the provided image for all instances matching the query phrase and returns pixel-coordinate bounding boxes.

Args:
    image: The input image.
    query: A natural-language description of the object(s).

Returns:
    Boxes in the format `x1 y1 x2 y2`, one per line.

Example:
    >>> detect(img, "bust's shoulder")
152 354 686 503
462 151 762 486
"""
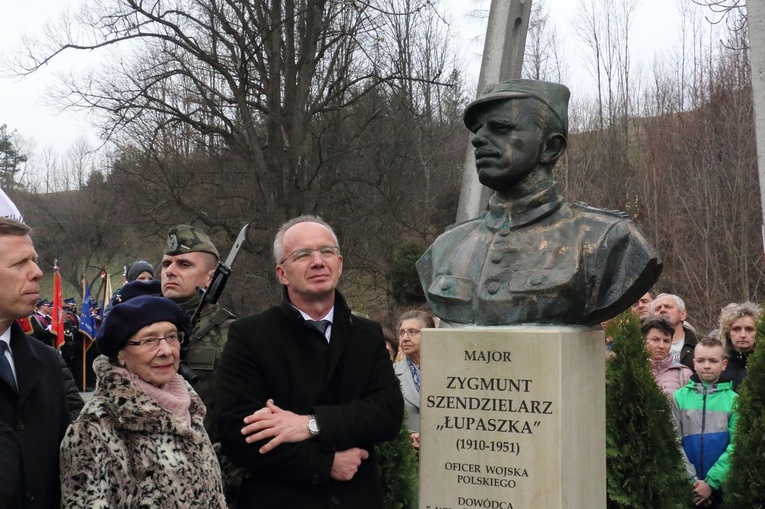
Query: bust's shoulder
567 201 631 222
443 212 488 231
558 201 638 237
430 213 489 246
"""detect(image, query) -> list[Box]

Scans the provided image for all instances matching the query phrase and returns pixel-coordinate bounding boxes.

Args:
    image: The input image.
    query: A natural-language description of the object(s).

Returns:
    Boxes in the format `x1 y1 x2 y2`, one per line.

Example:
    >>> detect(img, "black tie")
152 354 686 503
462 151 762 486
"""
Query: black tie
0 342 17 392
306 320 331 335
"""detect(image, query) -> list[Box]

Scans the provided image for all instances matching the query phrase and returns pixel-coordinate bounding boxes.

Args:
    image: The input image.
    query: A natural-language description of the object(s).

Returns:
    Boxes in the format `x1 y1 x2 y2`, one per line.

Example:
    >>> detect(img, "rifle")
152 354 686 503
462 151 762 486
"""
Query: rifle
179 224 249 383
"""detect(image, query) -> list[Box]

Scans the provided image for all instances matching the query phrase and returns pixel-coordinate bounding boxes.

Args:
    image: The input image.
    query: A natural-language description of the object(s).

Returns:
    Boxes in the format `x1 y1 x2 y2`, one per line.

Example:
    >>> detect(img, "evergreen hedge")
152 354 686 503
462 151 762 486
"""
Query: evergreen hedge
377 409 419 509
723 311 765 508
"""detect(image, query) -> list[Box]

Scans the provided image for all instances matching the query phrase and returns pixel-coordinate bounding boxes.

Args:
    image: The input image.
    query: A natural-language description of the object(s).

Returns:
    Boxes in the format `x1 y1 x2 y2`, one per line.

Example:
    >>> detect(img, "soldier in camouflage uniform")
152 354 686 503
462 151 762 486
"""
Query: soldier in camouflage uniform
161 224 235 442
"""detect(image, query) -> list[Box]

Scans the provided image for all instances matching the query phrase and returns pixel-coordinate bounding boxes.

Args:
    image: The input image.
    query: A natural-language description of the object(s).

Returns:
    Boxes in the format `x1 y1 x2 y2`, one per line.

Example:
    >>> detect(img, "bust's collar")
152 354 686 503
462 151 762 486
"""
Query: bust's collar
484 184 563 231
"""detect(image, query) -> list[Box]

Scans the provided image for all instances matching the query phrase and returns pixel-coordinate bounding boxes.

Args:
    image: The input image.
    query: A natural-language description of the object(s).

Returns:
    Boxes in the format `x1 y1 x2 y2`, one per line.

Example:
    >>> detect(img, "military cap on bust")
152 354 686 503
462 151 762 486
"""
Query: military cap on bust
164 224 219 259
463 79 570 137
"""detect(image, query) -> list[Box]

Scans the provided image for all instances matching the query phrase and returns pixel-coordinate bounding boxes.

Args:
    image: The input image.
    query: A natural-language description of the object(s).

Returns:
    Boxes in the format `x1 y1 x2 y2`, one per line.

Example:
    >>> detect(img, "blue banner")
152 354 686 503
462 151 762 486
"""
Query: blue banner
80 281 97 344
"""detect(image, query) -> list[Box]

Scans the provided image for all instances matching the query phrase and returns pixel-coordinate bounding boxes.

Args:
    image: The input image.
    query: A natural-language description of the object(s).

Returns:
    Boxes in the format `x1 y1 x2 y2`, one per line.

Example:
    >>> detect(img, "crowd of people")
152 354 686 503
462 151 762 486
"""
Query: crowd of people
629 292 754 508
0 74 758 508
0 214 759 508
0 215 406 509
21 259 156 391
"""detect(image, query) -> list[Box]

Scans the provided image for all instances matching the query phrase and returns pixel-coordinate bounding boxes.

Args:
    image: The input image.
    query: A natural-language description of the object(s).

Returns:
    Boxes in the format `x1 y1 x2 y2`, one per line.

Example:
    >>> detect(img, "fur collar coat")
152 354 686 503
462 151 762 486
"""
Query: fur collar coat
59 356 226 508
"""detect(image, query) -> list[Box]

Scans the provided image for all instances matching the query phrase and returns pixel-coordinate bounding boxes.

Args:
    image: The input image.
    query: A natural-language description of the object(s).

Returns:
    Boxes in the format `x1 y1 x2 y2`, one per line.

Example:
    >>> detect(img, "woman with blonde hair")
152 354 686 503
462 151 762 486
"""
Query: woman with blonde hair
718 301 760 391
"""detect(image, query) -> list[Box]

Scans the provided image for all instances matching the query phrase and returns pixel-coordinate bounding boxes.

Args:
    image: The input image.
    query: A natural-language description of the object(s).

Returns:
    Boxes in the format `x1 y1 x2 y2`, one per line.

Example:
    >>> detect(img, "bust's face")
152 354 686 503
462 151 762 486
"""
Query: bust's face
468 98 546 192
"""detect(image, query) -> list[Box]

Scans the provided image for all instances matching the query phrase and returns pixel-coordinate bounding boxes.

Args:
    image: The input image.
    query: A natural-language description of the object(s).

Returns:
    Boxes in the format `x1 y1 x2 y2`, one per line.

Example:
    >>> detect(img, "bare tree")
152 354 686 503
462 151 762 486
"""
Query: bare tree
11 1 455 230
7 0 465 318
575 0 638 130
522 0 567 83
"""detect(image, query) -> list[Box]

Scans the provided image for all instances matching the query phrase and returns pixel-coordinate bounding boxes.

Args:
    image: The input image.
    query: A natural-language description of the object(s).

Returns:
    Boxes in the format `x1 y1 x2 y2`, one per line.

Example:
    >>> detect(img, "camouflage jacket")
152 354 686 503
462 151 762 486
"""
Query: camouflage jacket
177 292 235 442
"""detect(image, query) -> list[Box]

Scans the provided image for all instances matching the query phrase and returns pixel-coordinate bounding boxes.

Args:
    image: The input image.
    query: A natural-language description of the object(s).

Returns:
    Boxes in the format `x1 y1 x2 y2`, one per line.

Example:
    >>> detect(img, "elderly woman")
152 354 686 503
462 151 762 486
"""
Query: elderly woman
59 295 226 508
641 316 692 398
719 301 760 391
394 310 435 450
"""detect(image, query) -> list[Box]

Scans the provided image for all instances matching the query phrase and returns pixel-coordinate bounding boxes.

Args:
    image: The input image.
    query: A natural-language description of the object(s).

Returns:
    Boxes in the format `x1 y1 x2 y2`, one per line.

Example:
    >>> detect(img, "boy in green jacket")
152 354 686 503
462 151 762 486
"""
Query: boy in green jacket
671 337 737 508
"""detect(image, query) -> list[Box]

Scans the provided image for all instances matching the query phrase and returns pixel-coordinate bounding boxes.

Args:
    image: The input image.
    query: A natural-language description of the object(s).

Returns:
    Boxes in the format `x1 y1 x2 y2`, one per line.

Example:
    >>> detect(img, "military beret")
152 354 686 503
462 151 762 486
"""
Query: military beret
111 279 162 305
96 295 188 360
164 224 219 259
126 260 155 282
463 79 570 136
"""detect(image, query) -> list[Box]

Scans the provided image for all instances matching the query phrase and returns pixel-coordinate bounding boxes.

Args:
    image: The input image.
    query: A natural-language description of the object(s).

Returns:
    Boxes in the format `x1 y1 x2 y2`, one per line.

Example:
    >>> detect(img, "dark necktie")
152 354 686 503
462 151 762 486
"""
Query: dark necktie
306 320 331 335
0 342 18 392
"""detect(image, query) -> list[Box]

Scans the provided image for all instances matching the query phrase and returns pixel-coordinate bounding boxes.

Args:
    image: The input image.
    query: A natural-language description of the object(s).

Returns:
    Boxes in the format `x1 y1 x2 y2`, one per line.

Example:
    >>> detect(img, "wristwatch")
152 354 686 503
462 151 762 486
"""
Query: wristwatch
308 414 320 437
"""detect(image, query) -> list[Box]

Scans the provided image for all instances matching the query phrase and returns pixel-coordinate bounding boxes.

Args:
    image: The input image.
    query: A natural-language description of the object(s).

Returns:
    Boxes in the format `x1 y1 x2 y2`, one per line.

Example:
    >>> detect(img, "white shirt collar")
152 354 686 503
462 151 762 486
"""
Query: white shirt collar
0 326 11 351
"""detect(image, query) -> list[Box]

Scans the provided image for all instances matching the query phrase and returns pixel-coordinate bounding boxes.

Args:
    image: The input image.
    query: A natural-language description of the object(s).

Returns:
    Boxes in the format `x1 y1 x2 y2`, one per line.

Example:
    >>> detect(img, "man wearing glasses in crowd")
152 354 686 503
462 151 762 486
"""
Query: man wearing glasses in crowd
217 214 403 509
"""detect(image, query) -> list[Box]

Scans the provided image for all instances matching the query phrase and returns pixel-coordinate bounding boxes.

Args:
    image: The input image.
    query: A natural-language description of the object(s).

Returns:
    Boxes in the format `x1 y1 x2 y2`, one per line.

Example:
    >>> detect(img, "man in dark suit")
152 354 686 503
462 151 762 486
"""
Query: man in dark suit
217 215 403 509
0 218 70 508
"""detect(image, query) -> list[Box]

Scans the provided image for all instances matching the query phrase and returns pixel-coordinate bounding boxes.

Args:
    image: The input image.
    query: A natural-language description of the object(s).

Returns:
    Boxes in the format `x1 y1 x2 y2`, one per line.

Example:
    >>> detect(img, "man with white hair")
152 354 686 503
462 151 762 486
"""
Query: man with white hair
651 293 699 371
217 215 403 509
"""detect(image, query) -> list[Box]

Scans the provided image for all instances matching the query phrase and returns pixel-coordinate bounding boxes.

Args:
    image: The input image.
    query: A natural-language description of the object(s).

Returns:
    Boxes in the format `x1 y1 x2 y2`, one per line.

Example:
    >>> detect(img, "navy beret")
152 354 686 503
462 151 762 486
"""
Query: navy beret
96 295 187 360
114 280 162 304
104 280 162 316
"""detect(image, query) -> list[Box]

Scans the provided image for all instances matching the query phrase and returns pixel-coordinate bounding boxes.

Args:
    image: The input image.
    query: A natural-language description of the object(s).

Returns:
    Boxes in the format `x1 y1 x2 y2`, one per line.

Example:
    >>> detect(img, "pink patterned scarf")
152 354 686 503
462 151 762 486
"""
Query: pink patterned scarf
114 366 192 425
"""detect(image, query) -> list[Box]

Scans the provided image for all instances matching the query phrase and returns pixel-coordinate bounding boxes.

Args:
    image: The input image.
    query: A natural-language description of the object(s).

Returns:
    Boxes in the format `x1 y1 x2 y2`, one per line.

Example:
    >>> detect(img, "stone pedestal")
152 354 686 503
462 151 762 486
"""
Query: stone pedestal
419 326 605 509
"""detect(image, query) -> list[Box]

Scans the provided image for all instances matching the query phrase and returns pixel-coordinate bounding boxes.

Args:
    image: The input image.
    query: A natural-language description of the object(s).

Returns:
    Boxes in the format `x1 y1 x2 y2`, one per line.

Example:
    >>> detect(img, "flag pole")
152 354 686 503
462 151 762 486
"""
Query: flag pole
51 260 65 350
81 277 87 391
102 266 109 314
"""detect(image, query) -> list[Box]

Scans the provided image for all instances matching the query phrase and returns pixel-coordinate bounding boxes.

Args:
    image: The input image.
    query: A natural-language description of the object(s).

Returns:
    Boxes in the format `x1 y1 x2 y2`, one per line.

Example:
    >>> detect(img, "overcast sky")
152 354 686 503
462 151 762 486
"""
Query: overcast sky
0 0 693 157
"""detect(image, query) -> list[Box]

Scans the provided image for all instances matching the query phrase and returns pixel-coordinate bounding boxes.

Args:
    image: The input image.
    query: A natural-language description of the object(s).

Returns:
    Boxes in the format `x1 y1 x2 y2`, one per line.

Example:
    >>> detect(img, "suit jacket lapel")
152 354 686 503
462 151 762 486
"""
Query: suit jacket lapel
9 324 45 401
325 292 352 381
326 319 349 381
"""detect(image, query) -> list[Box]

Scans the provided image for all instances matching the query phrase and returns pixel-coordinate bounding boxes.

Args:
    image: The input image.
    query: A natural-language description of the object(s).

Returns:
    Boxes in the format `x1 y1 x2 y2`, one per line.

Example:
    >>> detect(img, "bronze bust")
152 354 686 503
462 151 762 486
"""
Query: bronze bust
416 80 662 326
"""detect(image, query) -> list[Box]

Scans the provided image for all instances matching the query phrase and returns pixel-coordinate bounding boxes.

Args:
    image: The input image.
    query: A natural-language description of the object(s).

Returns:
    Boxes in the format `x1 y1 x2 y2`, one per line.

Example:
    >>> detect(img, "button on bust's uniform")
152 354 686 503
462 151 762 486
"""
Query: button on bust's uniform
490 252 503 264
529 275 546 286
486 281 500 294
440 279 451 291
498 228 511 237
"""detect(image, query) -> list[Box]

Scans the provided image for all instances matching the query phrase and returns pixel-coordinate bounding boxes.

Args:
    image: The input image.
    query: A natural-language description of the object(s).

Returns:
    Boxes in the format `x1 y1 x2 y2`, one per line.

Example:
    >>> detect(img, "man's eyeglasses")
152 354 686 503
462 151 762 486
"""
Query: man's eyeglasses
398 328 421 338
281 246 340 264
126 331 186 350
